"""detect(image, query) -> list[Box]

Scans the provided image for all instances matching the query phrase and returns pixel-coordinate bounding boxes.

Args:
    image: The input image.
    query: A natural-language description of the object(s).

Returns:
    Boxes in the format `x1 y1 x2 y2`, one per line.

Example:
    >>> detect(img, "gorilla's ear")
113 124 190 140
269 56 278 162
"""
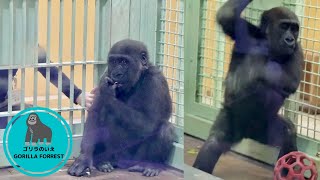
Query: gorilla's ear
141 52 148 69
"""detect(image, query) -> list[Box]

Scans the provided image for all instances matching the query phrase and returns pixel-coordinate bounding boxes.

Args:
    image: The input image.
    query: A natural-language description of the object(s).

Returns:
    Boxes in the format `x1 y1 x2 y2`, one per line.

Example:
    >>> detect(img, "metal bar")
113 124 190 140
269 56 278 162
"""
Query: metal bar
0 60 107 70
58 0 64 110
94 0 101 85
0 107 86 118
81 0 88 133
46 0 52 108
69 0 77 133
33 0 39 107
20 0 27 109
177 0 184 126
8 0 14 121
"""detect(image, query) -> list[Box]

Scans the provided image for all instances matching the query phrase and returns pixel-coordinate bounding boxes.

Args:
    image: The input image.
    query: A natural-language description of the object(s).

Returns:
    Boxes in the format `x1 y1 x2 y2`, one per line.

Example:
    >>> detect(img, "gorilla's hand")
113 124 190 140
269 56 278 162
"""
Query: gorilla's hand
67 155 92 177
100 76 118 97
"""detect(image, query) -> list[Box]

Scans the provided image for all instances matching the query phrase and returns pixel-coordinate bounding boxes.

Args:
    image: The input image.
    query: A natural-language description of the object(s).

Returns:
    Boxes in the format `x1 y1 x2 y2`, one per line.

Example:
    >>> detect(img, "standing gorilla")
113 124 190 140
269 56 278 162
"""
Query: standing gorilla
193 0 303 174
68 39 176 177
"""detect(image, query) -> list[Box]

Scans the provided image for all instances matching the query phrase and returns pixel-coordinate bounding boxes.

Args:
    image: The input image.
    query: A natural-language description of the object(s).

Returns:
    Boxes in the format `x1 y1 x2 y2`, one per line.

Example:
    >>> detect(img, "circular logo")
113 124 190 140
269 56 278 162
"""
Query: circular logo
3 107 73 177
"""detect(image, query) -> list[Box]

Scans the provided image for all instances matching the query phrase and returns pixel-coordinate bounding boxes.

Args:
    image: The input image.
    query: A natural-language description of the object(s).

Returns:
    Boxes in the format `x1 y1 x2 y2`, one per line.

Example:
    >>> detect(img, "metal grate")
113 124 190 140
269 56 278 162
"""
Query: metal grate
196 0 231 108
158 0 184 127
196 0 266 109
0 0 184 130
281 0 320 141
196 0 320 141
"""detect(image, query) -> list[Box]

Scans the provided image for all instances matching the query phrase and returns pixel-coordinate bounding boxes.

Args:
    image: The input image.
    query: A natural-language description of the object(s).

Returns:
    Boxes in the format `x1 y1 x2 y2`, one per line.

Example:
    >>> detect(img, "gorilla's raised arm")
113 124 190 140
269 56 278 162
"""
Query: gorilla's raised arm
216 0 264 40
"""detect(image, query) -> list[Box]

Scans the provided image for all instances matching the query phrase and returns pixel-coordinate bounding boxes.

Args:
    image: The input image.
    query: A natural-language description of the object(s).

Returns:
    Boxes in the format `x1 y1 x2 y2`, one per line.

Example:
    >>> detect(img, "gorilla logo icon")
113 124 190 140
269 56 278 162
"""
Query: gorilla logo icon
25 113 52 145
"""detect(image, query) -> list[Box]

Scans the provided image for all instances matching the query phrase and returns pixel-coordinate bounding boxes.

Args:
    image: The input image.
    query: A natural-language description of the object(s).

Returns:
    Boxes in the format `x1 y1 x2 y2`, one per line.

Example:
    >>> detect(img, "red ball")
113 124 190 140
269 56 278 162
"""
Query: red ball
274 151 318 180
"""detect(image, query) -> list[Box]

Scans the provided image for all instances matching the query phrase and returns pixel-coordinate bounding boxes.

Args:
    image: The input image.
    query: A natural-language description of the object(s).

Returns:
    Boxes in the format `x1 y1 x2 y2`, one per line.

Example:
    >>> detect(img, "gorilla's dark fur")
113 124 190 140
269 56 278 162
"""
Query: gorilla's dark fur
68 39 176 177
193 0 303 174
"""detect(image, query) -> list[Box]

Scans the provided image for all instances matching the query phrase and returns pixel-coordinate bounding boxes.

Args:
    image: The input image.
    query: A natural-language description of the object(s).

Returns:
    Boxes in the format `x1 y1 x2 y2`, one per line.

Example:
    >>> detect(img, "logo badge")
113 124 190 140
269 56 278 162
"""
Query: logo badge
3 107 73 177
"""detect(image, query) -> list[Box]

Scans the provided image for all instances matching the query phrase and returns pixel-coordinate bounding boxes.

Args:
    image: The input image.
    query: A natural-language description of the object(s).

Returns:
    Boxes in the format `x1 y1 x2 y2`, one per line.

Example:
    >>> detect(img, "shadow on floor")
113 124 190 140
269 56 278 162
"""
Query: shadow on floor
184 134 274 180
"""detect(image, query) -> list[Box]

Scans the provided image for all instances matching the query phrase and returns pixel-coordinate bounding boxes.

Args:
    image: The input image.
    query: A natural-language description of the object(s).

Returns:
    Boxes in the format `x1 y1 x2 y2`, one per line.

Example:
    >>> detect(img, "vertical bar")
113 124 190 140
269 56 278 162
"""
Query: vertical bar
173 0 178 124
81 0 88 133
177 0 184 126
100 0 110 75
94 0 101 85
174 0 179 125
33 0 39 107
8 0 14 119
58 0 64 110
69 0 76 132
21 0 27 109
154 0 162 66
166 0 172 100
33 69 38 106
46 0 52 108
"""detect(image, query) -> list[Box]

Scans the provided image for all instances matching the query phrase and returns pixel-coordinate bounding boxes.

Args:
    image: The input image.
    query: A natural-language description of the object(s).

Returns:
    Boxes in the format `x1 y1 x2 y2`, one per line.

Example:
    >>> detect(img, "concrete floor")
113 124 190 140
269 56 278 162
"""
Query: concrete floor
0 161 183 180
184 135 274 180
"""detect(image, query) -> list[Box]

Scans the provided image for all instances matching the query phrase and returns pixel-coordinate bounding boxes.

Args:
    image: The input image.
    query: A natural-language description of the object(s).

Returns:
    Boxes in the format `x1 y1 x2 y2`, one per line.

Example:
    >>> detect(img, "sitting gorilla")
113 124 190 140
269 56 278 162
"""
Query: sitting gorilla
68 39 176 177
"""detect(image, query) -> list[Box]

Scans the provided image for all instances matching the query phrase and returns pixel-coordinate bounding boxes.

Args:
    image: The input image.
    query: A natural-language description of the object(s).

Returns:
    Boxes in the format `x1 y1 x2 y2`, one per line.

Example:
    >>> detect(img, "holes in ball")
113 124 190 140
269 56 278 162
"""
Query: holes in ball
276 160 282 167
302 158 311 166
293 177 300 180
292 165 302 174
280 167 289 177
285 155 297 165
304 169 312 179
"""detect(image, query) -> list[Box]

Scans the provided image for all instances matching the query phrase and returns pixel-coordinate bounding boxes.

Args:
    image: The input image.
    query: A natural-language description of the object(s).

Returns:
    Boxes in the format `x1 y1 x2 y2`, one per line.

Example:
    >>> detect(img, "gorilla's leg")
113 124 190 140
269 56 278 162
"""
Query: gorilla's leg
268 116 297 159
193 109 240 174
128 123 176 177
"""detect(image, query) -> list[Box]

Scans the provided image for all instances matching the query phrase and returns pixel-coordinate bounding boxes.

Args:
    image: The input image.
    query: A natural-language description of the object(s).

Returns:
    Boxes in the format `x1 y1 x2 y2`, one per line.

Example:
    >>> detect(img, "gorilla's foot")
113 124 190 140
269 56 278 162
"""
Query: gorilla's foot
128 162 165 177
96 161 114 173
68 156 92 177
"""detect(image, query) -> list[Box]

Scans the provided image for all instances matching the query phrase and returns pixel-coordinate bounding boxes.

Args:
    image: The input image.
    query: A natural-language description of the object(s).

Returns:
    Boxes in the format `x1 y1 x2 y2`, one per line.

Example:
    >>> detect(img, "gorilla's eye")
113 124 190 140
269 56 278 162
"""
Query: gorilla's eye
120 59 128 65
280 23 289 30
109 58 116 64
291 24 299 33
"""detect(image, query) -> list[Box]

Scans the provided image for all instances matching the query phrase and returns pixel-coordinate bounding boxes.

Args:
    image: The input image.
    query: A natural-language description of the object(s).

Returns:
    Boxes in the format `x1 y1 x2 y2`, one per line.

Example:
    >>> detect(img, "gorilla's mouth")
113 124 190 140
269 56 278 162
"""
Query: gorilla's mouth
286 45 295 54
104 76 124 87
287 44 295 49
114 82 123 88
28 120 37 125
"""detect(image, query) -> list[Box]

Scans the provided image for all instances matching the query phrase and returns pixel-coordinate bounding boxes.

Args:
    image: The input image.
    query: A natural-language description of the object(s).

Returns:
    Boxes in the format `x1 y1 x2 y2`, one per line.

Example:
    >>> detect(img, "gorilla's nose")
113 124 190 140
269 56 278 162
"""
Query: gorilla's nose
284 37 295 46
112 72 124 80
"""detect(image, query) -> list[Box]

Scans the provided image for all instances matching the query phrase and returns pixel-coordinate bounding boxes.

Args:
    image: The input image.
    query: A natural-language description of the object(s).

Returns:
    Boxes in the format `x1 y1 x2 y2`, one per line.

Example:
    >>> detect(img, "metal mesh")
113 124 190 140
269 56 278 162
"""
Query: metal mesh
196 0 230 108
197 0 320 141
196 0 265 108
281 0 320 140
158 0 184 127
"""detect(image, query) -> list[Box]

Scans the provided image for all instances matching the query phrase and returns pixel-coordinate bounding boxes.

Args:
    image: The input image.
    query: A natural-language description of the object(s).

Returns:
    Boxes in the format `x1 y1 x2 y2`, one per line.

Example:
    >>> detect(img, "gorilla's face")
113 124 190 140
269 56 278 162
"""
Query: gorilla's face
27 114 38 126
268 20 299 56
261 7 300 57
108 54 140 86
106 39 149 91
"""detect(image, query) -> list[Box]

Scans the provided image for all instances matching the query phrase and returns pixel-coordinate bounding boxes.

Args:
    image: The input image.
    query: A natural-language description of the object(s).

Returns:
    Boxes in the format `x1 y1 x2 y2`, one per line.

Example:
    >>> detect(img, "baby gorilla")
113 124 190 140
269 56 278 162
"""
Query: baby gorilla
68 39 176 177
